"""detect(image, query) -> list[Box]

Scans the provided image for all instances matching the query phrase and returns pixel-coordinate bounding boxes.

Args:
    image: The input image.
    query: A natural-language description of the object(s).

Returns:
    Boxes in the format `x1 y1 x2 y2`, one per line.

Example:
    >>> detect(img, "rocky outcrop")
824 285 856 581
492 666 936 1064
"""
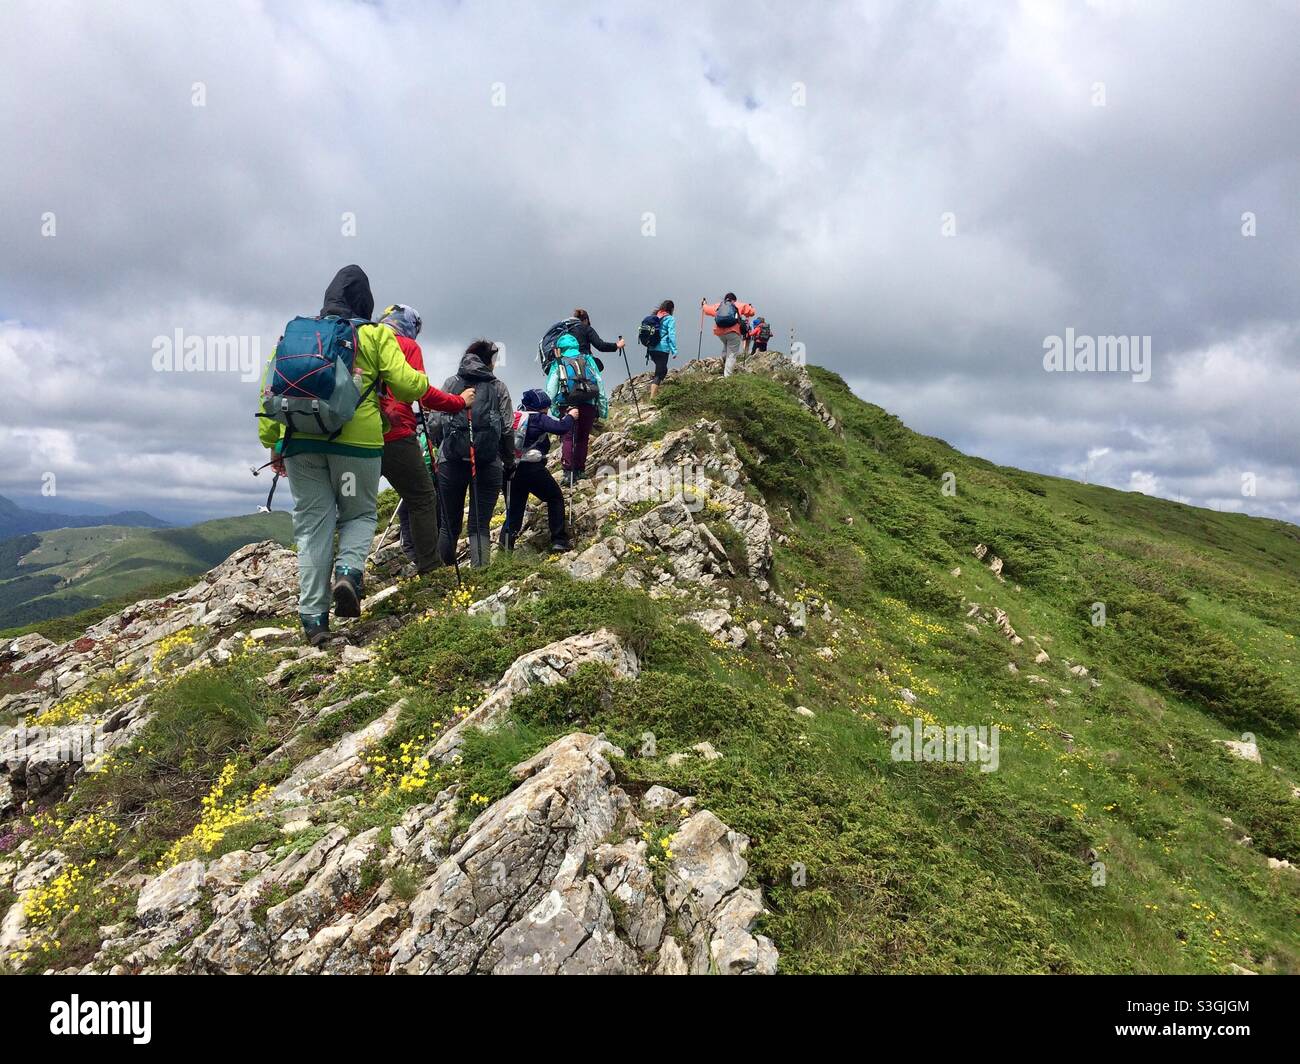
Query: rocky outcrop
391 733 775 974
0 361 797 978
428 629 639 762
79 734 774 976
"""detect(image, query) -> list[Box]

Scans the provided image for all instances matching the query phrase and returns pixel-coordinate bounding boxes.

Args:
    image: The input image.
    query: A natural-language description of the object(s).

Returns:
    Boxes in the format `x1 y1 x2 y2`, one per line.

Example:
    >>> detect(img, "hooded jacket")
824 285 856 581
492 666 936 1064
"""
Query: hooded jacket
380 333 466 443
545 333 608 418
437 349 515 468
320 265 375 320
257 266 439 457
514 388 573 461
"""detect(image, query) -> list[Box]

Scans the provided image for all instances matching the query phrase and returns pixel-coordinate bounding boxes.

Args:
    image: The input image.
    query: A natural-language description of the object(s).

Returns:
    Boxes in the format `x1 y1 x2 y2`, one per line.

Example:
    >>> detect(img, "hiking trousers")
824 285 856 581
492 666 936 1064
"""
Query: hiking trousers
436 457 502 568
381 434 439 573
560 403 597 473
503 461 566 545
649 351 670 384
284 451 381 618
720 332 743 376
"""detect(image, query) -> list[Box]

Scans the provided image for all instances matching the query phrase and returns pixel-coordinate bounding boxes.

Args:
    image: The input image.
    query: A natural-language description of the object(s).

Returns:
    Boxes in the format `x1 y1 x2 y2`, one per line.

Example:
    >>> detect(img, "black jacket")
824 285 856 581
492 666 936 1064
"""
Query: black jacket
571 320 618 355
320 264 375 320
439 351 515 470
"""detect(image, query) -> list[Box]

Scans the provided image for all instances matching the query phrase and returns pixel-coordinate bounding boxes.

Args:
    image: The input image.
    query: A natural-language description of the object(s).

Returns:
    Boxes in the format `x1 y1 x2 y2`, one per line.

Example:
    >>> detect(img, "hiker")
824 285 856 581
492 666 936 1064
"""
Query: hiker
501 389 578 553
434 339 516 568
568 307 624 360
377 303 475 574
258 265 465 646
638 300 677 399
545 331 608 485
701 293 756 377
748 315 772 354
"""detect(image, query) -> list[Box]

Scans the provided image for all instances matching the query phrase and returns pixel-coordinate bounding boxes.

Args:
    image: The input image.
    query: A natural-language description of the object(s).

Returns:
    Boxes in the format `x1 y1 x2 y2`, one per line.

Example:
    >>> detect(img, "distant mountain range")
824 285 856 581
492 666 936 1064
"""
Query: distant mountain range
0 494 170 541
0 512 293 632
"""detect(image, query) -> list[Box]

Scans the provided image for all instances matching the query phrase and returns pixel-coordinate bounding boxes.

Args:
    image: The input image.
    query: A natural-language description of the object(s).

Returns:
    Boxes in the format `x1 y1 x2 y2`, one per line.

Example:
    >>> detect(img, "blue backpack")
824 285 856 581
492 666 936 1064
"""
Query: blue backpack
714 298 740 329
259 315 375 440
637 314 662 350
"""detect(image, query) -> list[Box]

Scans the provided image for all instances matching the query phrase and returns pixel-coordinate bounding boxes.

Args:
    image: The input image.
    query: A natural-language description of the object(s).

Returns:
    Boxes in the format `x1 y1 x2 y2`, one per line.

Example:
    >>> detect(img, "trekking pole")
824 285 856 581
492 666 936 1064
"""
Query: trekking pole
257 472 280 513
251 456 281 512
617 335 641 417
503 468 514 552
467 409 484 568
372 499 402 555
695 302 705 362
420 409 461 586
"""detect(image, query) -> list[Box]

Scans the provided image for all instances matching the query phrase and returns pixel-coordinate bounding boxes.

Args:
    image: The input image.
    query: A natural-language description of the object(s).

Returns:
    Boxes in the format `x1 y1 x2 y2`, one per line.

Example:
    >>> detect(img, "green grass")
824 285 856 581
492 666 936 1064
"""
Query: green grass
0 512 292 631
10 358 1299 975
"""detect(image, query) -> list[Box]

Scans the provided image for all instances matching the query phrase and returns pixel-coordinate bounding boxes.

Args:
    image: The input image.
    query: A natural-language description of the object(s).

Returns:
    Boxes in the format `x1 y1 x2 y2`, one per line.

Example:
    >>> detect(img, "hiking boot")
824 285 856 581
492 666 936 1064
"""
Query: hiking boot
301 613 331 647
550 538 573 554
331 566 364 618
562 469 577 488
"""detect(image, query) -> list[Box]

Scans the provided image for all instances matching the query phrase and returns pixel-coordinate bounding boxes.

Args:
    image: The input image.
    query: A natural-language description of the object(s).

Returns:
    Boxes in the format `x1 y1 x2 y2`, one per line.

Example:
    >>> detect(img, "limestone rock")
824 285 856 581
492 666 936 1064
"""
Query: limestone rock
1215 738 1261 764
429 630 637 761
137 860 206 926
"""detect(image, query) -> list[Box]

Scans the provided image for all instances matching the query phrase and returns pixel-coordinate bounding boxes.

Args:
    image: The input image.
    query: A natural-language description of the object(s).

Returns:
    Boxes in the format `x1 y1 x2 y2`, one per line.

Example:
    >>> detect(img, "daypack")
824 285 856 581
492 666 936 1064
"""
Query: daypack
637 314 662 349
714 298 740 329
511 410 547 462
538 318 581 370
439 377 506 464
259 315 374 439
755 318 772 341
555 355 600 405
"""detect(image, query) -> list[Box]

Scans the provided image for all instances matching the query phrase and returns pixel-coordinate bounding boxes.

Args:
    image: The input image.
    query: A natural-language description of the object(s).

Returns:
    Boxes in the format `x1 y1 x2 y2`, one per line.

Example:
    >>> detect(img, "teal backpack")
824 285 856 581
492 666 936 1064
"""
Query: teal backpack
259 315 375 440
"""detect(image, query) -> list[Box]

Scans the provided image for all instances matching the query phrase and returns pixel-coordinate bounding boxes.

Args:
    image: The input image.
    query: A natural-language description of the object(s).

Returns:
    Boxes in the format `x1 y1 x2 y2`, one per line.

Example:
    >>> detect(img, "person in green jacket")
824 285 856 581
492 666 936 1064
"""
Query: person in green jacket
258 265 465 645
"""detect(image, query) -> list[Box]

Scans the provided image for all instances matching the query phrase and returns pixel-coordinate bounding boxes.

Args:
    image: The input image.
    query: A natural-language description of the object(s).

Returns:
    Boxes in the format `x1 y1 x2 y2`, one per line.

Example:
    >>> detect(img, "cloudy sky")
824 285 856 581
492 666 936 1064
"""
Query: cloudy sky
1 0 1297 525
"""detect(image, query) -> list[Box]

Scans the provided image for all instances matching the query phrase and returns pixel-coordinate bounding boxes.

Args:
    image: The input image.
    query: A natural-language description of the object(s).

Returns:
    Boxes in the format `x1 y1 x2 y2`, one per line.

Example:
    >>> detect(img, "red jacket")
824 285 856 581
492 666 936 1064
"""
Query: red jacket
381 335 466 442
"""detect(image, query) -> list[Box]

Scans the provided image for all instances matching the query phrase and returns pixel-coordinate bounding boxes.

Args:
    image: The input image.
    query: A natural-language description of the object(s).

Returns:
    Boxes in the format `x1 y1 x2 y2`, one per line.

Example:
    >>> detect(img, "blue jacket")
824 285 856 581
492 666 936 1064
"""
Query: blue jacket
650 314 677 356
545 333 608 418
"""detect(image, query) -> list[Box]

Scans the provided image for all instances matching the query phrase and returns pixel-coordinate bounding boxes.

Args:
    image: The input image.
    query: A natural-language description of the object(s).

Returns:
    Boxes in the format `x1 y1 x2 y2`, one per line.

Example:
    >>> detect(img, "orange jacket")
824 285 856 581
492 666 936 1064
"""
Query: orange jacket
701 300 756 337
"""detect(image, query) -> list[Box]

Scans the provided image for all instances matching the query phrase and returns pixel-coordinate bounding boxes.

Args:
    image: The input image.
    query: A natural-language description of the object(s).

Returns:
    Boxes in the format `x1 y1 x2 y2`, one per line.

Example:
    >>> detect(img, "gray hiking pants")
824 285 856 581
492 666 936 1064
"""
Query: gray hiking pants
721 332 743 377
285 451 381 618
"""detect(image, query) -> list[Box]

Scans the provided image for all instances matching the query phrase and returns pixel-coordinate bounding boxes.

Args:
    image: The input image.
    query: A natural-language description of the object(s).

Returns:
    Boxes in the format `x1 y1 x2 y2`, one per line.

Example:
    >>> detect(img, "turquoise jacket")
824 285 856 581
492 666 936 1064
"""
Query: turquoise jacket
650 313 677 356
546 333 608 418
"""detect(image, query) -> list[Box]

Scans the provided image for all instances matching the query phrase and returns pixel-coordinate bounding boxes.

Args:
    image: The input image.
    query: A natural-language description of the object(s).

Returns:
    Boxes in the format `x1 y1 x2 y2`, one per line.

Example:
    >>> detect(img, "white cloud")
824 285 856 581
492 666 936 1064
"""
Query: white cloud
0 0 1297 526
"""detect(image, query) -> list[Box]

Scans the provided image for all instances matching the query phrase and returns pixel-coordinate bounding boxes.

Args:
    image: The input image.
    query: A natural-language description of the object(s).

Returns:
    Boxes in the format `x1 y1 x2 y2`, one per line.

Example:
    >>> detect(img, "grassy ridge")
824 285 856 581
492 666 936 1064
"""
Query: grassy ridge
0 513 292 631
13 360 1298 974
334 366 1297 971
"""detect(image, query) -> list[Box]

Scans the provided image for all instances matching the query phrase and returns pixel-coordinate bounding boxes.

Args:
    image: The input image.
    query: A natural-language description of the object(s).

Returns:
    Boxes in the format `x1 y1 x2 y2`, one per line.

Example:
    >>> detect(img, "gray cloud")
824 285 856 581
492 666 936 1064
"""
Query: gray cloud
1 0 1296 524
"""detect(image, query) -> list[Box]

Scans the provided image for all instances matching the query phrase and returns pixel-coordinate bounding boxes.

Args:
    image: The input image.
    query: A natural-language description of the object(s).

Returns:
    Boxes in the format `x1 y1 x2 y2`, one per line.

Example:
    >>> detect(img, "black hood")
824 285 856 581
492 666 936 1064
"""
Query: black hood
456 349 497 381
320 265 374 320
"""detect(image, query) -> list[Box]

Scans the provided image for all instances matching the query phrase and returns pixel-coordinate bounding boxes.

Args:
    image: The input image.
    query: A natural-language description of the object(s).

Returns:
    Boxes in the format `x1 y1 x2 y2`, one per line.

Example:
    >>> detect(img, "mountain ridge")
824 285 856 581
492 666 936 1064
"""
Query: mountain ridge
0 351 1296 975
0 513 294 632
0 494 169 541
